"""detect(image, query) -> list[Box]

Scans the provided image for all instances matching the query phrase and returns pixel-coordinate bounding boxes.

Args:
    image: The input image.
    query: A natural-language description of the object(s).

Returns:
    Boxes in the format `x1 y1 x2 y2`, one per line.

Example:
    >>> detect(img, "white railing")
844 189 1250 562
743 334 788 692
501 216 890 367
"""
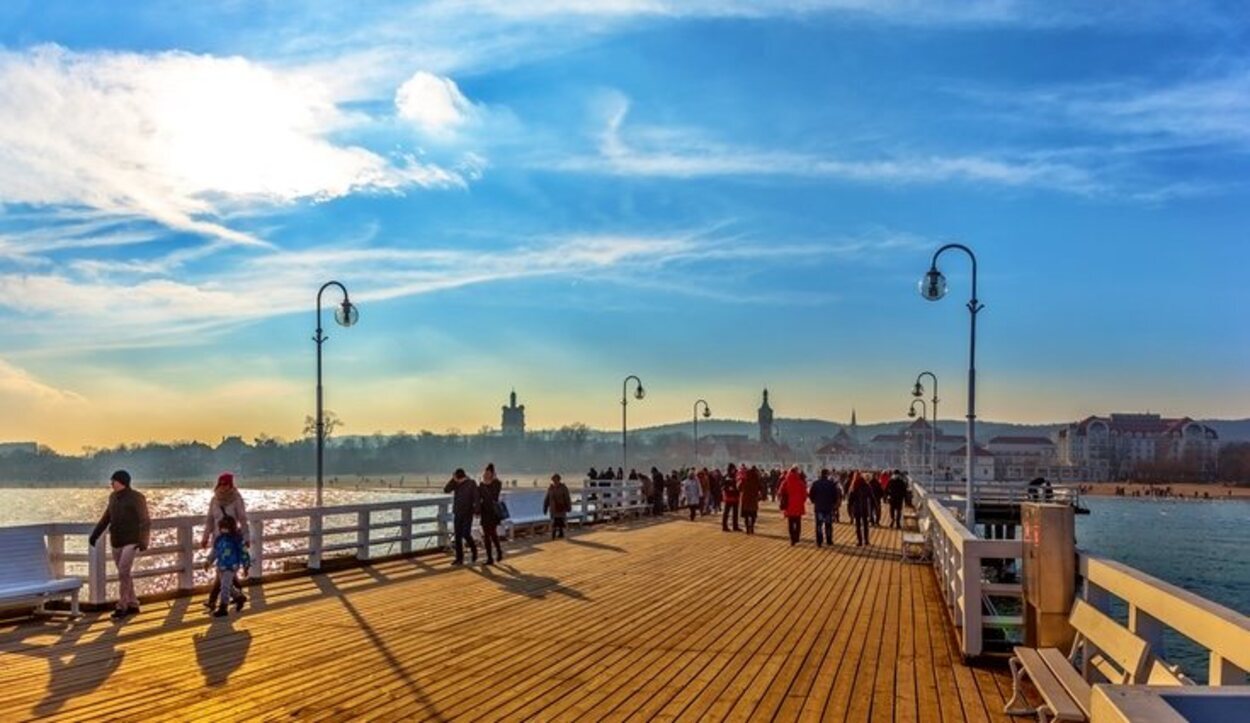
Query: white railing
914 482 1025 658
1079 553 1250 685
920 479 1082 508
13 481 650 607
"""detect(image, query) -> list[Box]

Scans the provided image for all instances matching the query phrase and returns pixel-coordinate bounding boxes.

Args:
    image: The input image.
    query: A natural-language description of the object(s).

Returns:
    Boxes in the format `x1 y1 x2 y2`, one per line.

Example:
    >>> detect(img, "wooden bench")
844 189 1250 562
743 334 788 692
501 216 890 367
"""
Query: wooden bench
0 527 84 619
1005 599 1151 722
901 517 930 564
902 508 920 532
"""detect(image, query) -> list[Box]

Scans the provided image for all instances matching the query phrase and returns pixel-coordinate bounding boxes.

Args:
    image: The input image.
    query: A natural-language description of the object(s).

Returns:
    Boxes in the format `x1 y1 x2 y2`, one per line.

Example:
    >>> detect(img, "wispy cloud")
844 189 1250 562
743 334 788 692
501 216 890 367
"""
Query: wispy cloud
0 358 85 404
545 93 1103 194
0 45 469 247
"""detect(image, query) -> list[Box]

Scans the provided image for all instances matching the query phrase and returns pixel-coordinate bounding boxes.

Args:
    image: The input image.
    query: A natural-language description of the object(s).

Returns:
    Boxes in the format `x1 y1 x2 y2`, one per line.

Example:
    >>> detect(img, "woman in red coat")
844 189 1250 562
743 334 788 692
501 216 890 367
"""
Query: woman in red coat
779 466 808 546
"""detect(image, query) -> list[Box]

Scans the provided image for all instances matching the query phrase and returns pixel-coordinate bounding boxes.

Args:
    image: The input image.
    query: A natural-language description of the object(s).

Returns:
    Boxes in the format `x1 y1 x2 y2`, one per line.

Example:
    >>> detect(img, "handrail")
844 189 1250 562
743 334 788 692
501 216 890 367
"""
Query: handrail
8 480 650 607
914 482 1024 658
1079 553 1250 685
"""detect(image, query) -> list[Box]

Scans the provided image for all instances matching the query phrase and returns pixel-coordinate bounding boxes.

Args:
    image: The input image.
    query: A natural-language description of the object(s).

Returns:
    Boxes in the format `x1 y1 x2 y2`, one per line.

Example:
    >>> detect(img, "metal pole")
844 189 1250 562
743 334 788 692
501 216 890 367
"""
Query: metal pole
928 244 981 530
916 371 939 485
622 375 642 474
314 281 349 508
693 399 709 469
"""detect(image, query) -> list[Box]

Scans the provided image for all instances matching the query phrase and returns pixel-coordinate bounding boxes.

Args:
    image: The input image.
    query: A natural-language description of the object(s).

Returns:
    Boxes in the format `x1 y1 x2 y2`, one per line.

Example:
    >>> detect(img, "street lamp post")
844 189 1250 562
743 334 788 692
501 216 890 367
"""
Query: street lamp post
913 371 939 483
621 375 645 473
314 281 358 508
920 244 982 529
908 398 929 481
693 399 711 468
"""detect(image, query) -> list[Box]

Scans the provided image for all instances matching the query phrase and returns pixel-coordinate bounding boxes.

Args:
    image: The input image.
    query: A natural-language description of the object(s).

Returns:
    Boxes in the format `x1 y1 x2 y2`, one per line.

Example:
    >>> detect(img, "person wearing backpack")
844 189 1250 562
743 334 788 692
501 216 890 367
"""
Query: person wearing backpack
808 469 838 548
200 472 249 610
204 515 248 618
478 463 505 564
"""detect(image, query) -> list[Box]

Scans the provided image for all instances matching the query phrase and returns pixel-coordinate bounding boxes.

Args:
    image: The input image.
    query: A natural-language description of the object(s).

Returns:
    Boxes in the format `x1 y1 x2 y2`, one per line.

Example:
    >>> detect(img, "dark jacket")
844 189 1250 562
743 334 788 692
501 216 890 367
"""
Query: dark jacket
89 487 151 550
886 475 909 505
544 482 573 518
477 479 503 526
847 480 874 519
738 469 762 513
444 477 479 518
808 476 838 514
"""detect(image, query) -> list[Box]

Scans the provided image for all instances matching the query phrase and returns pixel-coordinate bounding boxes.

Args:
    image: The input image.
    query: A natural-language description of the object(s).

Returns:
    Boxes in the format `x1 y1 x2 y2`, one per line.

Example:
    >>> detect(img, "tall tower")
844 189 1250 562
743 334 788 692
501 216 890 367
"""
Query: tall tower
850 408 859 444
501 389 526 437
758 388 774 444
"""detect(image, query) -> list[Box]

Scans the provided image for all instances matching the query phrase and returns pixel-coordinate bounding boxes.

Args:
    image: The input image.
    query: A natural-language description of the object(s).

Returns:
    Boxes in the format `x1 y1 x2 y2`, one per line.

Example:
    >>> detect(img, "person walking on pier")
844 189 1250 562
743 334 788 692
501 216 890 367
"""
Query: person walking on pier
869 471 885 527
200 473 249 611
847 472 873 547
886 470 909 529
650 467 666 515
666 472 681 512
682 471 702 521
478 463 505 564
721 469 741 532
544 473 573 539
779 466 808 546
204 515 247 618
831 471 845 524
739 466 762 535
809 469 837 548
88 470 150 620
708 469 723 514
444 468 479 564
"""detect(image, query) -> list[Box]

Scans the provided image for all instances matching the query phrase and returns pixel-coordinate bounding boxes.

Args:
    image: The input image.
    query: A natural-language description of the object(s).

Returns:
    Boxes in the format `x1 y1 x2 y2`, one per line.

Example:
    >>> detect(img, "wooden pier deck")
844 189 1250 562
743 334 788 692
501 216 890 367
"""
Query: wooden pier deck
1 509 1015 722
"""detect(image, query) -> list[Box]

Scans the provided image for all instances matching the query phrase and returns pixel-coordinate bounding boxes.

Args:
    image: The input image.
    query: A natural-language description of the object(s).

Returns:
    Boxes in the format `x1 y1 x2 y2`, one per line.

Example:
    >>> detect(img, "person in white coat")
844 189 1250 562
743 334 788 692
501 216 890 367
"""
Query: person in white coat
681 471 702 522
200 473 249 611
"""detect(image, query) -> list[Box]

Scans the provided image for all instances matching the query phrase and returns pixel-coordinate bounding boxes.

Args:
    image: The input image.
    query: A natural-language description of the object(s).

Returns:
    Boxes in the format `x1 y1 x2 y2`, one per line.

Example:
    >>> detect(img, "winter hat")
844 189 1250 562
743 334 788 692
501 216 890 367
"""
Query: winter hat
110 470 132 487
217 472 235 488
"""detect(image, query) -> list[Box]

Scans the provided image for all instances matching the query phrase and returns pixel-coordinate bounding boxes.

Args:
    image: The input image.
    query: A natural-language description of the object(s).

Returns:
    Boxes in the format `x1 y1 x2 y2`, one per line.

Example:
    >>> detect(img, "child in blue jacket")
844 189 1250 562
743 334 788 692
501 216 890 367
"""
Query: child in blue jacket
205 515 248 617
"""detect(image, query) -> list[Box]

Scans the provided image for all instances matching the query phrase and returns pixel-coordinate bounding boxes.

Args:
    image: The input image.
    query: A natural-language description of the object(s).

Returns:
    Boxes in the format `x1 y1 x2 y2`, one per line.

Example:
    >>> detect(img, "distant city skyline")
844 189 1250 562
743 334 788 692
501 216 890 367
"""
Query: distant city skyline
0 3 1247 452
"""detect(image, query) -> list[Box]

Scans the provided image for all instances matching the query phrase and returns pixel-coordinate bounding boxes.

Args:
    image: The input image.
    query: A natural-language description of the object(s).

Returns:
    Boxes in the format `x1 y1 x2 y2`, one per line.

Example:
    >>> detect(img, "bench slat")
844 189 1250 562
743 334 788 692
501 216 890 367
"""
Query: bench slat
1070 599 1150 683
1013 647 1086 721
1039 647 1093 717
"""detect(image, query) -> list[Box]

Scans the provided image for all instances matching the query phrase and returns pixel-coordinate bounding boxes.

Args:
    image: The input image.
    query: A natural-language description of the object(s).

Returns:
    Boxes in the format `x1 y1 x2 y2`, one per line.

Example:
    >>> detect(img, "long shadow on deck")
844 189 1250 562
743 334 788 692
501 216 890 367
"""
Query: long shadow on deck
312 575 448 721
28 616 124 717
193 614 252 687
470 563 589 601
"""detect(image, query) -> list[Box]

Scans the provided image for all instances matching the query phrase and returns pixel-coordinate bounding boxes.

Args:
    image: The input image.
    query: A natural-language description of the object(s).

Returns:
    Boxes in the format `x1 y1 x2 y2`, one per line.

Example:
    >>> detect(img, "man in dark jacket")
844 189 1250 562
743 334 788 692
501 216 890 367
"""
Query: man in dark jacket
89 470 151 619
443 468 479 565
886 471 909 529
543 474 573 539
808 469 838 547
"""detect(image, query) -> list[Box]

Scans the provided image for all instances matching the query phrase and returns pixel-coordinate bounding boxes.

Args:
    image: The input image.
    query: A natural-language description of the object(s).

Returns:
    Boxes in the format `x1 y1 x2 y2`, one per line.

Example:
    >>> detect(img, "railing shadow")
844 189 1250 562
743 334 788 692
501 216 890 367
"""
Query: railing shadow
562 537 626 553
311 575 447 721
28 615 124 717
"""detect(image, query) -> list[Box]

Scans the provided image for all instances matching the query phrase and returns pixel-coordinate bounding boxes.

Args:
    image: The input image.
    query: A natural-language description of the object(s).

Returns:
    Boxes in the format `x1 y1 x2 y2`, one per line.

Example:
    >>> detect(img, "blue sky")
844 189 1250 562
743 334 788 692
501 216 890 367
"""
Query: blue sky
0 1 1246 451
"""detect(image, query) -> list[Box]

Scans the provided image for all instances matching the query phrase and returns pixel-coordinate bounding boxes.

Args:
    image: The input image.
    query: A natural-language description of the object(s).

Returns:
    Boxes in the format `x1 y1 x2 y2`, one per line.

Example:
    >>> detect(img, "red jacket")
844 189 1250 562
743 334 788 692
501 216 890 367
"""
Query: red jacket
779 469 808 518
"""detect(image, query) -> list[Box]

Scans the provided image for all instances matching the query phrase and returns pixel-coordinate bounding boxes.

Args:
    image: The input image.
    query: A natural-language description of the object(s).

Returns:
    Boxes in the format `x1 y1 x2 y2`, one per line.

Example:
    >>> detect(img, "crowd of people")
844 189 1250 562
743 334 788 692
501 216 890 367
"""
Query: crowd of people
84 462 914 621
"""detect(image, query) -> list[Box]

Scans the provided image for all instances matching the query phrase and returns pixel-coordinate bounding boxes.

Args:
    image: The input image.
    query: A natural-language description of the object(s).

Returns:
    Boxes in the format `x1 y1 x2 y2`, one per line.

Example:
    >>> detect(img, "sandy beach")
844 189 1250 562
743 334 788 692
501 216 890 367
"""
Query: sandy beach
1081 481 1250 499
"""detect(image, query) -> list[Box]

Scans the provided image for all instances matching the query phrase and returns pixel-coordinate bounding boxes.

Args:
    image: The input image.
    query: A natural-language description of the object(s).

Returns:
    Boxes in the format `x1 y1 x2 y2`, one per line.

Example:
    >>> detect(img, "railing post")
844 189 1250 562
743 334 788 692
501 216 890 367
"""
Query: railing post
309 512 323 570
401 506 413 555
962 547 982 657
177 523 195 591
1209 653 1248 686
356 510 370 561
88 540 109 606
1128 605 1166 658
436 501 449 550
581 484 590 523
46 527 65 578
249 517 264 579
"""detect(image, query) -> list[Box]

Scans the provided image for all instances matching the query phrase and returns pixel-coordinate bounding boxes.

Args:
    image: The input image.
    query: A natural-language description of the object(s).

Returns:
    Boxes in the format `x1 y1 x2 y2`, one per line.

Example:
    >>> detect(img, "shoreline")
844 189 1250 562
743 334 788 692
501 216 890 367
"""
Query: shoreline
1080 481 1250 500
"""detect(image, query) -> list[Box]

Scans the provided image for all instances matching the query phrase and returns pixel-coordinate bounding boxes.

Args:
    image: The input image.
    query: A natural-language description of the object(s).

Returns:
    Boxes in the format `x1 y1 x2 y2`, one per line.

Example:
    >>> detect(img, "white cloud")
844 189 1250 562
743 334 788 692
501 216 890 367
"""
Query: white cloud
0 358 85 404
0 45 466 246
395 71 479 134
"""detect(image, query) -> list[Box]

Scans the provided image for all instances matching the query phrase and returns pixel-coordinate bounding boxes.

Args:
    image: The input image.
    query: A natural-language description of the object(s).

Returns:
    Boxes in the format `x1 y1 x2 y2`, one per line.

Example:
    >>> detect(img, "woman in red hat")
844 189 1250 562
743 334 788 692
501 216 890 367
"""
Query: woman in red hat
201 472 249 611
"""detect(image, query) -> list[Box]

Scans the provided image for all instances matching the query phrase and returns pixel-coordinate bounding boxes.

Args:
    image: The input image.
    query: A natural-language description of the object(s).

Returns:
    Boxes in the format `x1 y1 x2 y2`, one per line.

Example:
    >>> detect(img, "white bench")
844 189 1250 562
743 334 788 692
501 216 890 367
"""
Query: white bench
901 517 930 563
501 491 559 539
1005 599 1152 722
0 527 84 618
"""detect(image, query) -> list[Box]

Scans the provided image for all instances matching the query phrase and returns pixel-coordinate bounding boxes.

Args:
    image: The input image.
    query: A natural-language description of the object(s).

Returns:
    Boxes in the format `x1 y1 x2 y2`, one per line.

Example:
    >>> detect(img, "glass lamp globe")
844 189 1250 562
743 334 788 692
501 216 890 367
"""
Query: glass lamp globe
702 407 711 419
919 269 947 301
908 408 917 419
634 386 646 401
335 301 359 327
912 382 924 398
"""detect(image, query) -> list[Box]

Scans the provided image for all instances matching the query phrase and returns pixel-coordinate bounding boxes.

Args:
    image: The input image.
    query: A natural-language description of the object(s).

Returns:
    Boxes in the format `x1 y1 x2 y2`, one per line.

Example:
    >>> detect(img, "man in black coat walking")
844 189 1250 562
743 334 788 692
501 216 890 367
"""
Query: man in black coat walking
444 468 479 565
